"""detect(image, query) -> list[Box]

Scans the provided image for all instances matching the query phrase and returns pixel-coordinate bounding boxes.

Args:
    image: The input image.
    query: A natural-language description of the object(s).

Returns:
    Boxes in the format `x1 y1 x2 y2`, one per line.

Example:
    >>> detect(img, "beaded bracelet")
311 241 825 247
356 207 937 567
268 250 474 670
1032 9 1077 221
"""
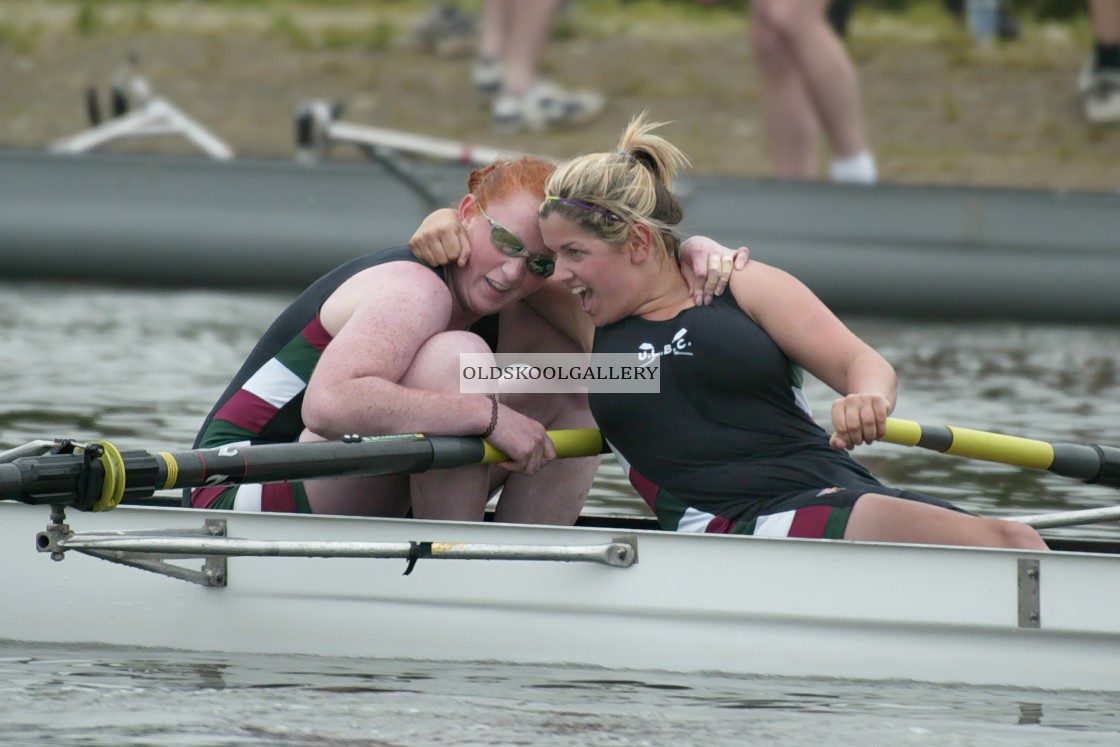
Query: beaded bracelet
481 394 499 439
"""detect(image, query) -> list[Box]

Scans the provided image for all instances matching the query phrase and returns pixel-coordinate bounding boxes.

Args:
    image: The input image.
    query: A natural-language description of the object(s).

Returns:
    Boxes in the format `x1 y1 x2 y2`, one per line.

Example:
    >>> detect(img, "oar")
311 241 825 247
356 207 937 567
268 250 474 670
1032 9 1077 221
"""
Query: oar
1011 505 1120 530
0 429 606 512
882 417 1120 488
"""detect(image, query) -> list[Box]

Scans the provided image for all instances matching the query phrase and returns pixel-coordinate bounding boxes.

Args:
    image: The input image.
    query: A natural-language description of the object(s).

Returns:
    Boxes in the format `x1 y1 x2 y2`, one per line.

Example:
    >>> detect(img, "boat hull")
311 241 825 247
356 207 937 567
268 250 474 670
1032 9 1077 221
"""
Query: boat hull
2 501 1118 691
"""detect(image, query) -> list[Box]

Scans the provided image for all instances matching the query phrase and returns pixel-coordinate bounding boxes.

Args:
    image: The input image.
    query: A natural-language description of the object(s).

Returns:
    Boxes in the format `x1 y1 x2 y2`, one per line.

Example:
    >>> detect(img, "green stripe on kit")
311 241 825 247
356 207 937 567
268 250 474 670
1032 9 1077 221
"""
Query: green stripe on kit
198 419 258 448
653 488 690 532
275 334 321 384
824 506 852 539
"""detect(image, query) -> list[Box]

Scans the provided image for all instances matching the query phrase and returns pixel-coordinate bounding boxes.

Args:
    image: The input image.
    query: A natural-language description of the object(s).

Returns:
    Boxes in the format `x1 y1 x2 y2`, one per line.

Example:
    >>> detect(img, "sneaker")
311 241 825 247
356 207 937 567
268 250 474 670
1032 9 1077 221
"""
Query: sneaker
412 4 477 58
473 57 503 100
1084 73 1120 126
1077 59 1094 96
492 82 606 133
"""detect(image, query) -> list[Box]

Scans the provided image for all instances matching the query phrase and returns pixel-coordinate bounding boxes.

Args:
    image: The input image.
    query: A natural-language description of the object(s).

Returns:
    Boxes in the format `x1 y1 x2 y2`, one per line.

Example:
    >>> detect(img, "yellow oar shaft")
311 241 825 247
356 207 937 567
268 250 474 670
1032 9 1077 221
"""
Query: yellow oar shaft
883 418 1055 470
882 417 1119 487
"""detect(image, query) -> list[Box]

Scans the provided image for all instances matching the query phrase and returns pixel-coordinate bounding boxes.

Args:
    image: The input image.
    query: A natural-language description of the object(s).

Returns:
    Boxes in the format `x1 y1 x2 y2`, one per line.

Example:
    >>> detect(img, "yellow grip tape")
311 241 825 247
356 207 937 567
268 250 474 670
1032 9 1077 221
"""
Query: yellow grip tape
482 428 603 464
883 418 922 447
159 452 179 490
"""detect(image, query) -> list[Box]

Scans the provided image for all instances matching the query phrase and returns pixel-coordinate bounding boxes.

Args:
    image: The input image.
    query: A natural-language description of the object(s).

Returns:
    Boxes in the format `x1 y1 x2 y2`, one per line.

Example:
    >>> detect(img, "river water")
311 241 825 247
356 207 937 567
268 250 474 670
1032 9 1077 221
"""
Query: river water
2 280 1120 744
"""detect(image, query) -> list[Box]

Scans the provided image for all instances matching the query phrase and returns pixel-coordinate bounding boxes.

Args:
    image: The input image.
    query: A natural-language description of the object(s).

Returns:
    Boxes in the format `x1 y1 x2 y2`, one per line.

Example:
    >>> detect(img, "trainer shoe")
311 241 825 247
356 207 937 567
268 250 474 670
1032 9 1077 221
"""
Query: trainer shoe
412 4 477 58
473 57 503 100
1084 73 1120 126
492 81 606 133
1077 60 1094 96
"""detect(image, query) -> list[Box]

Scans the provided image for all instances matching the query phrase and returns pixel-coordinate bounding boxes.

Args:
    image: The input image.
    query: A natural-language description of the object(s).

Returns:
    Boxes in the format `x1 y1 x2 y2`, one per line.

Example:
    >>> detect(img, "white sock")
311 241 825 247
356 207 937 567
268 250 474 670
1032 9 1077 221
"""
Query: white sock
830 151 877 185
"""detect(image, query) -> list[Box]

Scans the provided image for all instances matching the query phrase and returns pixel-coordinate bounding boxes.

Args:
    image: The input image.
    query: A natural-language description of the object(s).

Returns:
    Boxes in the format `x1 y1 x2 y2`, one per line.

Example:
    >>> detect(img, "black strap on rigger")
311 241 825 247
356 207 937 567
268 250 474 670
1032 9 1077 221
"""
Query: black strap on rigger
403 541 434 576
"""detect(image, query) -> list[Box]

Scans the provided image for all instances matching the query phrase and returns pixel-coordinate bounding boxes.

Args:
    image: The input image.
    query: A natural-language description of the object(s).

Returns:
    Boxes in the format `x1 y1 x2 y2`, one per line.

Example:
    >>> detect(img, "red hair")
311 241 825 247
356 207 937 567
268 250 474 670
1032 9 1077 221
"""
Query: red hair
467 157 557 207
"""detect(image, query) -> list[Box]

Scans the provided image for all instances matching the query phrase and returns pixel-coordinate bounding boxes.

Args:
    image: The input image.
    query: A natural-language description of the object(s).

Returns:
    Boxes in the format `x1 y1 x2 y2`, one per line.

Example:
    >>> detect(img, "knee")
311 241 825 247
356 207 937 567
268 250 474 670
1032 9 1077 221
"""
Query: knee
749 2 784 57
404 331 493 393
991 519 1047 550
751 2 817 66
751 0 805 40
749 24 782 62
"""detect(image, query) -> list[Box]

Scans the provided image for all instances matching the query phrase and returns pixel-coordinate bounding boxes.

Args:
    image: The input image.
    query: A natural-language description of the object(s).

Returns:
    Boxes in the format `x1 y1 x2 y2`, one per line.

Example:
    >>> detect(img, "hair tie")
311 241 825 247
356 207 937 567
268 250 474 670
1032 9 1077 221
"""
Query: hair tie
544 195 623 223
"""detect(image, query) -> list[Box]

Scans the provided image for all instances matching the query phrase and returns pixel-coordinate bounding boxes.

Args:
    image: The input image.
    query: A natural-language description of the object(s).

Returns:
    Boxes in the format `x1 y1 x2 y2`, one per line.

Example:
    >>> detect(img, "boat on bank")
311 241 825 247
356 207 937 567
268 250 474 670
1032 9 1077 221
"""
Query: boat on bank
2 147 1118 323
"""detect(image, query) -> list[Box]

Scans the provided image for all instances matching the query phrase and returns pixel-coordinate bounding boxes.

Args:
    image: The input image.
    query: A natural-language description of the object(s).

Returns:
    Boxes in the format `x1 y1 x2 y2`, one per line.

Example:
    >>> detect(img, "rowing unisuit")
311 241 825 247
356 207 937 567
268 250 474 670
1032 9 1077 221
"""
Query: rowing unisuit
588 292 961 538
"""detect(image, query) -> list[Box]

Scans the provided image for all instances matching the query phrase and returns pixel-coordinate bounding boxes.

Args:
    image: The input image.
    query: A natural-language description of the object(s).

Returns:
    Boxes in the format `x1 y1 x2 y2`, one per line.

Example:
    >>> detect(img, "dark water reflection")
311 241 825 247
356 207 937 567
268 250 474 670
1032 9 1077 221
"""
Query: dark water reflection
3 282 1119 538
2 643 1119 746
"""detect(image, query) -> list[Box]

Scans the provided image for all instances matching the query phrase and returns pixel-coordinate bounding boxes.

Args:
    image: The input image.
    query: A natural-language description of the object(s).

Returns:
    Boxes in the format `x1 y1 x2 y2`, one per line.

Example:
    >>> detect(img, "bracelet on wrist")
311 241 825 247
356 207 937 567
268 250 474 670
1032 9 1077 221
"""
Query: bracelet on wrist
481 394 499 439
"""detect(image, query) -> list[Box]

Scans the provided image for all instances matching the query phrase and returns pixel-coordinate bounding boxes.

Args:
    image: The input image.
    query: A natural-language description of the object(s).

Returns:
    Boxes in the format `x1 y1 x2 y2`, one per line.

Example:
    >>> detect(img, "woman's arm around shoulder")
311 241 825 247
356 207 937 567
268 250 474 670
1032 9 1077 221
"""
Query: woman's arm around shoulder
410 208 470 267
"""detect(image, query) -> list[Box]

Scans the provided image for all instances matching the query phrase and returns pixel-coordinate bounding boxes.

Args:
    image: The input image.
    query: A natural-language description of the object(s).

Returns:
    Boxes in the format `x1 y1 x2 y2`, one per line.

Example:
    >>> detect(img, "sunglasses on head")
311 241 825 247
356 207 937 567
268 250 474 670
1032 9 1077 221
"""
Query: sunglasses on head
477 203 555 279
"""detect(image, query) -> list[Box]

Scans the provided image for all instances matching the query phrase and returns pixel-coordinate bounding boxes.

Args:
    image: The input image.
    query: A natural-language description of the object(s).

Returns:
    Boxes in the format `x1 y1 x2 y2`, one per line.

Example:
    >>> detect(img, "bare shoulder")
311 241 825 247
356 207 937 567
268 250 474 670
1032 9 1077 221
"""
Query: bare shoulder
728 260 790 308
728 260 791 286
728 258 839 340
321 261 451 335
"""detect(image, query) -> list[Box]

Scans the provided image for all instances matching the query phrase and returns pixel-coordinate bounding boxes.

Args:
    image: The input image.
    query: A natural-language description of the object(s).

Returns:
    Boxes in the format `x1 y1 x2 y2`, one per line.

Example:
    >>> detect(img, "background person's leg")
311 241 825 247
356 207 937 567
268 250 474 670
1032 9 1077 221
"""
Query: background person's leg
473 0 510 99
754 0 876 182
489 0 605 132
1085 0 1120 125
750 0 822 180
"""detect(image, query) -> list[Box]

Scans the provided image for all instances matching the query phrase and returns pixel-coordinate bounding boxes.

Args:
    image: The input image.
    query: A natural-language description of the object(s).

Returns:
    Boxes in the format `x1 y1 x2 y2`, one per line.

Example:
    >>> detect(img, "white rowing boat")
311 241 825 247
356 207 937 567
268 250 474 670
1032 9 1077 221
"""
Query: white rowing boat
3 426 1119 692
4 501 1120 693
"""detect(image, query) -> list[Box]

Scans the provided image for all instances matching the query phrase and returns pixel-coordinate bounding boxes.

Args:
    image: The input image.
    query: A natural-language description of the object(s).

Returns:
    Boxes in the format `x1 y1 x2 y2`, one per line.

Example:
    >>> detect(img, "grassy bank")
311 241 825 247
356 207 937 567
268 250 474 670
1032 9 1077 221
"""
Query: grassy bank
0 0 1115 190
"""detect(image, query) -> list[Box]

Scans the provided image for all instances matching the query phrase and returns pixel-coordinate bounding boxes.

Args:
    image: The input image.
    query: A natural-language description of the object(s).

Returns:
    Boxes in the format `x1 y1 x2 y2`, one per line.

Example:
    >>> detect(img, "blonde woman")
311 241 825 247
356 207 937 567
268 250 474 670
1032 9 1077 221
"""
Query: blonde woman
416 113 1046 549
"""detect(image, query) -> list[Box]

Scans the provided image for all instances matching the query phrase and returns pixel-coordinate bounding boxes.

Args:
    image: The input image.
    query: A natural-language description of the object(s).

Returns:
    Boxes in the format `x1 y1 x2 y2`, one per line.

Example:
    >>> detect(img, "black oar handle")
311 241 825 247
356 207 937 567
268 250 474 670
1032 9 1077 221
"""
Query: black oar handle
165 436 455 490
0 436 467 510
0 429 607 511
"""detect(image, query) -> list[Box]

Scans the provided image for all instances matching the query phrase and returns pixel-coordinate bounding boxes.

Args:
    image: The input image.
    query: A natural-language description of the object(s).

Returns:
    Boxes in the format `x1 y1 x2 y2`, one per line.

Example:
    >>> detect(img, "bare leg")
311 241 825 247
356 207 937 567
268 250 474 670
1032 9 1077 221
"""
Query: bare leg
782 1 869 158
501 0 566 95
750 0 821 179
303 330 493 519
488 301 599 524
478 0 510 61
492 388 599 523
407 331 495 521
299 430 410 518
845 493 1049 550
1090 0 1120 45
1084 0 1120 124
753 0 872 174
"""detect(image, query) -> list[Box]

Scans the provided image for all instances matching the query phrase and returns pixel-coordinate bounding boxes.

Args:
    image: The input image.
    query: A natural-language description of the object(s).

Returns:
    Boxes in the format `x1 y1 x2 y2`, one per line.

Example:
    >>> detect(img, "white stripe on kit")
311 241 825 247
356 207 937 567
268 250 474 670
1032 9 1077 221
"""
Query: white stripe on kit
232 483 263 512
242 358 306 409
678 506 719 533
753 510 795 537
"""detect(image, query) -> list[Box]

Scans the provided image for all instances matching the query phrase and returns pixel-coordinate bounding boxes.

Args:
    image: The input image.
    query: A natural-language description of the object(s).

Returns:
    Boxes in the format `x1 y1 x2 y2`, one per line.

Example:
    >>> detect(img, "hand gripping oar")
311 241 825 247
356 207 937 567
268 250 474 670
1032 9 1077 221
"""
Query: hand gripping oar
0 429 607 512
881 418 1120 489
